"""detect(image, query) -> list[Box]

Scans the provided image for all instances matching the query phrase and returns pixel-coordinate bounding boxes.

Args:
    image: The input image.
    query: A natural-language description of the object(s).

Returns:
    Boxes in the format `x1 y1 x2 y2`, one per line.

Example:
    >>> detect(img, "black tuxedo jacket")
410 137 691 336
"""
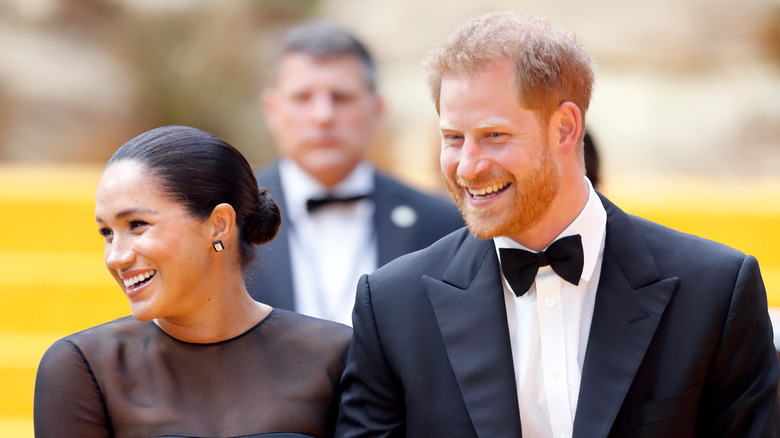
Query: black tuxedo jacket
337 194 780 437
244 161 464 312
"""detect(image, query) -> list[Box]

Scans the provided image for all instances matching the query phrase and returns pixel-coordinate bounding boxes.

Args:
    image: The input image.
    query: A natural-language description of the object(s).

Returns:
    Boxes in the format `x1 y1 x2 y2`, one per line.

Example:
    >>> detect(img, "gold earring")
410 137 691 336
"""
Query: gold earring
212 240 224 252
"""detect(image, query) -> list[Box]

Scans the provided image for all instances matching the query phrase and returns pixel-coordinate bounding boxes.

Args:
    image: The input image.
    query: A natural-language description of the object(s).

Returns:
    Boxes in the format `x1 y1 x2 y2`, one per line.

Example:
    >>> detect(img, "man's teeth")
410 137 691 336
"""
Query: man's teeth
468 182 509 197
124 270 155 288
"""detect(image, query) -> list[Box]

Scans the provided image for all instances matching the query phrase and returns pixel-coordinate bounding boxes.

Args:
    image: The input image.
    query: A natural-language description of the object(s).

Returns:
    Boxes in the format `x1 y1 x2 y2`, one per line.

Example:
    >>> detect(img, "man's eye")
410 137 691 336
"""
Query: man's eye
332 92 356 103
488 132 507 138
291 92 311 103
443 134 463 143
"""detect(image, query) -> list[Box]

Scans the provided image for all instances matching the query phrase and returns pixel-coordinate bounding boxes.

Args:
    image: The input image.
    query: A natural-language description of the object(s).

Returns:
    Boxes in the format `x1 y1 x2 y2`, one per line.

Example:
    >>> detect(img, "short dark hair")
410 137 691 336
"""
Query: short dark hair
106 125 280 269
271 20 377 91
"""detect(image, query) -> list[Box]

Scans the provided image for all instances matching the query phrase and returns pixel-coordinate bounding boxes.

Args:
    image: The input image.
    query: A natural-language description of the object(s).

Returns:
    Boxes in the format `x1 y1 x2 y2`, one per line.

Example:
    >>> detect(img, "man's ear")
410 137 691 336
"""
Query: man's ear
551 101 583 155
210 203 236 243
260 88 279 129
367 93 386 132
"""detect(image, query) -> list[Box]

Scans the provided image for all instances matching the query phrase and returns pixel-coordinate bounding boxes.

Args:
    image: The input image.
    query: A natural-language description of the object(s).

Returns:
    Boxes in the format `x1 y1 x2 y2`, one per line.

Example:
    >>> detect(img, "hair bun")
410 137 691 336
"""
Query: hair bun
245 189 281 245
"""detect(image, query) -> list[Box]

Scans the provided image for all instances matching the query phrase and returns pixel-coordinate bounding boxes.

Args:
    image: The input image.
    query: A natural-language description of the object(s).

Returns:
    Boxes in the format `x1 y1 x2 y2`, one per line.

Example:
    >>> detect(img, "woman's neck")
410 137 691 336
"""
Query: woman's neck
155 283 272 344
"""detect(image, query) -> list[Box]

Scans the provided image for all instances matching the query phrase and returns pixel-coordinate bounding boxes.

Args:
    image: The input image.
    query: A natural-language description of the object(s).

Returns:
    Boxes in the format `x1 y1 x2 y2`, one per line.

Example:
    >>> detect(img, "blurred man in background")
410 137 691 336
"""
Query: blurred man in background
244 20 463 325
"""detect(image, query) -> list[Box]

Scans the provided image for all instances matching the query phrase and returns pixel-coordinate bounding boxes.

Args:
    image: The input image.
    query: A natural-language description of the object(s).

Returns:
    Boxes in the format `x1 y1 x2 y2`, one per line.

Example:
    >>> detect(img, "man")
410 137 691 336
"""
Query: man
337 11 780 437
245 20 463 325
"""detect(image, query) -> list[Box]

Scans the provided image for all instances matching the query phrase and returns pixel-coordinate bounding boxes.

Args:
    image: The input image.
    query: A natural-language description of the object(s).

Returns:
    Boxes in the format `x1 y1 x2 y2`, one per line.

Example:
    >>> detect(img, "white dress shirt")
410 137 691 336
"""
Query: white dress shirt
495 179 606 438
278 158 377 325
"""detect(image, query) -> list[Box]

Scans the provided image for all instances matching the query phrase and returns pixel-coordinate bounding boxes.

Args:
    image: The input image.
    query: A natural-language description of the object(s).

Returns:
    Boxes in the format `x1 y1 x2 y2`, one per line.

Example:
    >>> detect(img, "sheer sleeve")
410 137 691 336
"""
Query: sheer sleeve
34 339 111 438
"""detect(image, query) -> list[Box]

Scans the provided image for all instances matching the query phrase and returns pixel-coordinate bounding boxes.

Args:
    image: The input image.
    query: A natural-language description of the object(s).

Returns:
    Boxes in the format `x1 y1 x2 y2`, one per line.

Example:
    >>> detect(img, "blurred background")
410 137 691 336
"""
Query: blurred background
1 0 779 436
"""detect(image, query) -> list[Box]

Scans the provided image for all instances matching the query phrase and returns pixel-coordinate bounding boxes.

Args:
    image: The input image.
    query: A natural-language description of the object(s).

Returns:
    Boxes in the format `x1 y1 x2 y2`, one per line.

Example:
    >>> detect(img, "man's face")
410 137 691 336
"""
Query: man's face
263 52 383 187
439 59 561 242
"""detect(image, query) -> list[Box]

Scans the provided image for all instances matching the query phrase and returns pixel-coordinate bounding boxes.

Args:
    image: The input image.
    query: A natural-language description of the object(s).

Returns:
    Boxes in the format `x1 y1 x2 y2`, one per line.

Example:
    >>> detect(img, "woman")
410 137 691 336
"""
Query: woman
34 126 352 438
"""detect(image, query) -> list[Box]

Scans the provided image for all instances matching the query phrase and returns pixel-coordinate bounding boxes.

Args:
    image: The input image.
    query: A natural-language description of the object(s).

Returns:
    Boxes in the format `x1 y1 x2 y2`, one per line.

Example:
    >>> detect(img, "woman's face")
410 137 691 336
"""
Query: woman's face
95 160 214 322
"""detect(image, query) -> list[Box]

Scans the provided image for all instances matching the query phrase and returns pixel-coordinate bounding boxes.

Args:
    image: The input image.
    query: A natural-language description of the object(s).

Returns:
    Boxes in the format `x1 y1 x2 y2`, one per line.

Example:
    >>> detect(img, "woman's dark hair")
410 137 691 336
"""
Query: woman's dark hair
106 125 280 269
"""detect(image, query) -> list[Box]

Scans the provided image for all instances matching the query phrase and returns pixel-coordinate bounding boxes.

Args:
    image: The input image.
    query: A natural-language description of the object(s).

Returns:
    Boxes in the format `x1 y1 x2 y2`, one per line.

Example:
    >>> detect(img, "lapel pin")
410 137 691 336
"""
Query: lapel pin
391 205 417 228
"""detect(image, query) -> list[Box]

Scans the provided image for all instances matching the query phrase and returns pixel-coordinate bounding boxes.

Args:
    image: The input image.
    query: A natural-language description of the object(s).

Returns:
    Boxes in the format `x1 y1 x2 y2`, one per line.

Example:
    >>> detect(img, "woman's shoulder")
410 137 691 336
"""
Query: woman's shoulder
257 309 352 378
262 309 352 349
47 316 153 357
67 314 149 337
267 308 351 336
37 316 150 381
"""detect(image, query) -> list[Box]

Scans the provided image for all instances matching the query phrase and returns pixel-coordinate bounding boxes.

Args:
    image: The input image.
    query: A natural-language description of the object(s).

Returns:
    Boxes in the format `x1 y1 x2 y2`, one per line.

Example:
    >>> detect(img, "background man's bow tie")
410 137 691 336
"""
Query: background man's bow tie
306 194 370 213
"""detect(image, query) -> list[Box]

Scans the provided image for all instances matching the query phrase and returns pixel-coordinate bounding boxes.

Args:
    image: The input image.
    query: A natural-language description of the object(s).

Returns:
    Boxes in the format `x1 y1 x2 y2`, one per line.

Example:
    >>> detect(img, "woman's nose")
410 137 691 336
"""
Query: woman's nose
105 239 135 271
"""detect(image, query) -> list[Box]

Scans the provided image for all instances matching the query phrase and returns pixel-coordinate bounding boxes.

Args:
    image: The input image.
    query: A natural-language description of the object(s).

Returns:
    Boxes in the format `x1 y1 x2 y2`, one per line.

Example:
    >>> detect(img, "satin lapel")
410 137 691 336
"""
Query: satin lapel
573 195 678 438
424 234 522 438
247 164 296 310
373 174 411 265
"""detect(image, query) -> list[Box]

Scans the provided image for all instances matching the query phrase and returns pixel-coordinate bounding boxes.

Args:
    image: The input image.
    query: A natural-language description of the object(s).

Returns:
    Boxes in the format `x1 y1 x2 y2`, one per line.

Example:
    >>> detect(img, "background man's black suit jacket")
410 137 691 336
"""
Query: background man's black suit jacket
244 161 464 312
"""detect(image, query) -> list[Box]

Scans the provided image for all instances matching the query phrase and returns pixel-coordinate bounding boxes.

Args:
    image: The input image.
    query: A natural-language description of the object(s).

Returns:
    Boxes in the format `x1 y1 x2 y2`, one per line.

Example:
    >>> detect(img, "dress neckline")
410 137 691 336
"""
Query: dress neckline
148 308 276 346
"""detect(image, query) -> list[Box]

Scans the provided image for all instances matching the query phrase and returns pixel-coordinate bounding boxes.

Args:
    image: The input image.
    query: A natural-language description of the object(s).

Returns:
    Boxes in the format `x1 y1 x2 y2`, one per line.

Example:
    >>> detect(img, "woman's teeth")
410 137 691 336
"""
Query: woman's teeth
124 270 156 288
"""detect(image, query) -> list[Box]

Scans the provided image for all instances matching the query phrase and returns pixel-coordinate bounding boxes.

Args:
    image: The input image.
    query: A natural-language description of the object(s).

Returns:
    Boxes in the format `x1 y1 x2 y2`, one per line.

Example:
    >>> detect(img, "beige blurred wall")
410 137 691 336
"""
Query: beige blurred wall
1 0 778 192
314 0 780 190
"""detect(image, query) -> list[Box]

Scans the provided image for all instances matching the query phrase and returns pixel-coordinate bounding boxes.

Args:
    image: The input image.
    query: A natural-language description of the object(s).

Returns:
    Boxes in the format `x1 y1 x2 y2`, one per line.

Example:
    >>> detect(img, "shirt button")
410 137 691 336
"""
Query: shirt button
545 298 556 308
550 369 560 378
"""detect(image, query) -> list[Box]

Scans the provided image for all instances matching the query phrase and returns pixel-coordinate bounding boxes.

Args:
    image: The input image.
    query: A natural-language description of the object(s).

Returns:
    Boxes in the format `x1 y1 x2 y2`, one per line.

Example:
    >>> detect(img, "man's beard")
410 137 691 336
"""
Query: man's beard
444 145 561 240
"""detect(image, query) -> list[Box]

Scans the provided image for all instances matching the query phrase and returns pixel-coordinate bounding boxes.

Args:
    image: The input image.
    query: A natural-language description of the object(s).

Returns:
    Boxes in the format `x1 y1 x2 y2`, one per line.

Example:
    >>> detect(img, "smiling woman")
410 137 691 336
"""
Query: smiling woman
32 125 352 438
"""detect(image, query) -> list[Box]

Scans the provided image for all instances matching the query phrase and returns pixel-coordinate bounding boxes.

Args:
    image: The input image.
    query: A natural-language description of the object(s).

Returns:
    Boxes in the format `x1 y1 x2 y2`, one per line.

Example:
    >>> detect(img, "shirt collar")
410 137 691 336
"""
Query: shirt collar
278 158 375 221
494 177 606 282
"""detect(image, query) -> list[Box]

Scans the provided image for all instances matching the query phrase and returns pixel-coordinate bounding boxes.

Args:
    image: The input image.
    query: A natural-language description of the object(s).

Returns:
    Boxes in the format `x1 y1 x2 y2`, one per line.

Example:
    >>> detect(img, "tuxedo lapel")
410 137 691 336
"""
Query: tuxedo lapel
424 233 522 438
573 195 678 438
374 174 415 265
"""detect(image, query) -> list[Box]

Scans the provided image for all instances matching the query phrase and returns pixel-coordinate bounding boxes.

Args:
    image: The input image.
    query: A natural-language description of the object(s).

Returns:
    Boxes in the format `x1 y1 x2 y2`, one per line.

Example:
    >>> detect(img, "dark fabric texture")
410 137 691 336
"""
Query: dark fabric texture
336 193 780 438
34 309 351 438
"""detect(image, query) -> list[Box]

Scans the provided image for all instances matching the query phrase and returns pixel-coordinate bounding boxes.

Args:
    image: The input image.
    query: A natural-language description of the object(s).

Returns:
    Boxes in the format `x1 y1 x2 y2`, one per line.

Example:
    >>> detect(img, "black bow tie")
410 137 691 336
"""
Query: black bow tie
499 234 584 296
306 194 370 213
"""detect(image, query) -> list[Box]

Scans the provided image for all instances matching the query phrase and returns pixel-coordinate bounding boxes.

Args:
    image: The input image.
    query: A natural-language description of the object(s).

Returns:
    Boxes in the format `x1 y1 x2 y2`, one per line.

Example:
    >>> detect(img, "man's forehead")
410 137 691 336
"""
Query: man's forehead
439 116 514 131
274 53 372 90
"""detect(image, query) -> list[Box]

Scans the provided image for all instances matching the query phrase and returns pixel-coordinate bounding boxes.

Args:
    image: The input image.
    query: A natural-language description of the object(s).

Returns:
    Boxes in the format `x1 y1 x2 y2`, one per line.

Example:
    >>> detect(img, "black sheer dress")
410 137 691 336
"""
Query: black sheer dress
34 309 351 438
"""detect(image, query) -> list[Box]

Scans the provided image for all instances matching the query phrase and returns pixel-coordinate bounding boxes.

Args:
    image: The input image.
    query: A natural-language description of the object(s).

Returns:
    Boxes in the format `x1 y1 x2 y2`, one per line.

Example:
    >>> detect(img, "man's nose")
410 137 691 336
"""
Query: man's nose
311 94 336 125
457 138 491 180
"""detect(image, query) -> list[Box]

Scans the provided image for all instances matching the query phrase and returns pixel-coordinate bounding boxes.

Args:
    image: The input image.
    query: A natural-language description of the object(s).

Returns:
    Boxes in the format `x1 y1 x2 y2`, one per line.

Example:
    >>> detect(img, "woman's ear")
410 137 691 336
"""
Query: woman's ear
209 203 236 243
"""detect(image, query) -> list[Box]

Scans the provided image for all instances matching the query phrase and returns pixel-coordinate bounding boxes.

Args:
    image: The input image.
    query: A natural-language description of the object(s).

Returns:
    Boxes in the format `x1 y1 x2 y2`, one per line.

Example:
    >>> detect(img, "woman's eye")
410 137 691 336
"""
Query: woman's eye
98 227 113 238
129 220 148 230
